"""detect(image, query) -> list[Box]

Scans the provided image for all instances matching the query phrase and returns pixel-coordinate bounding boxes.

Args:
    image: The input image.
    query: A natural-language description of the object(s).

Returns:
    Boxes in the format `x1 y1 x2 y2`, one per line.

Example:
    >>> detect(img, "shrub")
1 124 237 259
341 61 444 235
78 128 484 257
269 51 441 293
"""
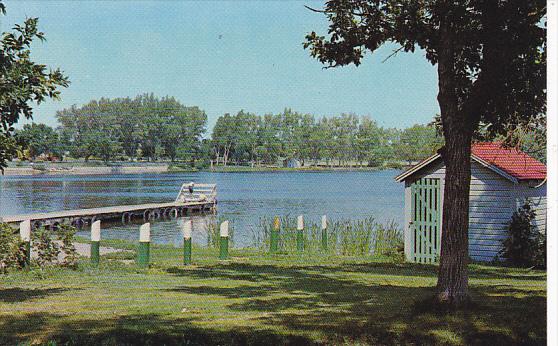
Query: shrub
32 228 60 268
0 223 26 273
31 163 47 171
1 223 79 272
31 224 79 269
533 229 546 268
195 159 210 170
500 202 545 267
55 224 78 268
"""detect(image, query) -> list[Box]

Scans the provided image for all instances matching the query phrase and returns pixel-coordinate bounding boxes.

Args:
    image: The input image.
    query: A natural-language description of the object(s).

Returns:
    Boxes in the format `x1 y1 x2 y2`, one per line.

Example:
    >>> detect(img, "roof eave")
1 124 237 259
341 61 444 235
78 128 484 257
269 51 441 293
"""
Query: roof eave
394 153 521 184
394 153 441 182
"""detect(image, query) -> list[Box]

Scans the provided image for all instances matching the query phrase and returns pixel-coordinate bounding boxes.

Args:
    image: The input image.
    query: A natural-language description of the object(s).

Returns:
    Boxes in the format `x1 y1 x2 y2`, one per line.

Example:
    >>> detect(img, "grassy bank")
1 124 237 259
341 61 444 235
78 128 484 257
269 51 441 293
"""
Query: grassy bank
0 239 546 345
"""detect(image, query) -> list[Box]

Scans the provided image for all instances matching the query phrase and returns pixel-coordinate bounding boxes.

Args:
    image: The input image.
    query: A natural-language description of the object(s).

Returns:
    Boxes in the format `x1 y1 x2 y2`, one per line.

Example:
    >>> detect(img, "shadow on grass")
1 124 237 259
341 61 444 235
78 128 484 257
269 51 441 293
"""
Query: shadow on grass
168 261 546 282
302 261 439 277
166 265 276 283
168 284 277 299
166 262 436 283
0 312 313 346
468 266 547 281
0 287 73 303
166 262 546 345
1 262 546 345
304 262 545 281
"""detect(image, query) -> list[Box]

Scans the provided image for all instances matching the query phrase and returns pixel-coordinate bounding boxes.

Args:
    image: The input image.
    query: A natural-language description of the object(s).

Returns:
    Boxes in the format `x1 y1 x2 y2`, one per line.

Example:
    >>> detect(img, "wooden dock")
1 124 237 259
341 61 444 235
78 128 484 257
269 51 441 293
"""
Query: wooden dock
0 183 217 229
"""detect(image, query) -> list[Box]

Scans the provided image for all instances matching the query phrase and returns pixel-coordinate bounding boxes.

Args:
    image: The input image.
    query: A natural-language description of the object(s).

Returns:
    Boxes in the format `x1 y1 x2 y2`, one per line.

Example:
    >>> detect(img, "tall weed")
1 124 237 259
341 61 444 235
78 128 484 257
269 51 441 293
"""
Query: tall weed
253 216 403 259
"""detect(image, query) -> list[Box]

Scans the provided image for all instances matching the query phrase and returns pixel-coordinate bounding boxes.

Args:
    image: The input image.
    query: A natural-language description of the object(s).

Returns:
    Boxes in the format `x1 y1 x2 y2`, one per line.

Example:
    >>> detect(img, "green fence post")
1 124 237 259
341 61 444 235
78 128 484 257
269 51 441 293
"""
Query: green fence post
296 215 304 252
138 223 150 268
219 220 229 260
321 215 328 251
19 220 31 269
183 218 192 265
91 220 101 266
270 216 280 253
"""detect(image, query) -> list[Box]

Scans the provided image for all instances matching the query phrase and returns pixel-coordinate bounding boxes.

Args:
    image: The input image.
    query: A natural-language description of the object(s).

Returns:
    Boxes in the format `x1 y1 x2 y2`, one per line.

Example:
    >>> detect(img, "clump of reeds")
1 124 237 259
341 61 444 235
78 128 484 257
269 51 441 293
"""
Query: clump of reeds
252 216 403 259
204 215 235 249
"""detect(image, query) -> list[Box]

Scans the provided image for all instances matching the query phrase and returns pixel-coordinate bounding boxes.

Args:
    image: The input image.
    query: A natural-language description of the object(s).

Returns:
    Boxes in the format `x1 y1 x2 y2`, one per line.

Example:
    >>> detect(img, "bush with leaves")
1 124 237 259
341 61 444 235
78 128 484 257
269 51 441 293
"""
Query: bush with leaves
0 223 26 273
533 229 547 268
31 224 79 269
500 202 545 268
55 224 78 268
32 228 60 268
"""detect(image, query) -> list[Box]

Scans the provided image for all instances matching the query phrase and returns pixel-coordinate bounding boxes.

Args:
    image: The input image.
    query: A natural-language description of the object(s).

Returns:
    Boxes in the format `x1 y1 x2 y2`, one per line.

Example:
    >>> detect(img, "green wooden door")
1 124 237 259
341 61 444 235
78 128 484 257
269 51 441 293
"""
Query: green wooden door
410 178 441 263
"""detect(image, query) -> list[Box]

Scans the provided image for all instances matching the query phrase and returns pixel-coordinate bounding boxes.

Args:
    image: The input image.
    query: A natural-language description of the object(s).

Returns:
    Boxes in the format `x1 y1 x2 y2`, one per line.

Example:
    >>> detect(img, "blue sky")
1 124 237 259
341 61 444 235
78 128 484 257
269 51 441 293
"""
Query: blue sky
2 0 440 133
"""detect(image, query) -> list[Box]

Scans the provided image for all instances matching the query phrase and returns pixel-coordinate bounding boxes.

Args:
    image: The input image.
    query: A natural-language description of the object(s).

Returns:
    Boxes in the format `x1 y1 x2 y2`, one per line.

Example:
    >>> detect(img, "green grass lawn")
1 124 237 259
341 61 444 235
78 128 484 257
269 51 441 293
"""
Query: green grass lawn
0 241 546 345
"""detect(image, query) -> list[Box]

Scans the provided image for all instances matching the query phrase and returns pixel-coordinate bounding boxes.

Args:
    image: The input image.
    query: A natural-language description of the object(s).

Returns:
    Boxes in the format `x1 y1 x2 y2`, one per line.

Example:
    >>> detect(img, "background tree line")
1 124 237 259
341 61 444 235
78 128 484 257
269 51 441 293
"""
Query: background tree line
211 109 443 167
56 93 207 163
13 99 445 167
12 99 545 169
16 94 208 163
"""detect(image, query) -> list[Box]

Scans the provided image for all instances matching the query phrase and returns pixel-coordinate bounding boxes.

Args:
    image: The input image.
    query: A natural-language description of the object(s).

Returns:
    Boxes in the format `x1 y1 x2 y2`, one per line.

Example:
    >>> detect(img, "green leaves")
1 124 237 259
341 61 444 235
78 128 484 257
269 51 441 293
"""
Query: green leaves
56 94 207 163
210 109 441 168
304 0 546 137
397 123 443 164
0 4 69 171
15 123 61 160
500 202 545 268
0 223 26 273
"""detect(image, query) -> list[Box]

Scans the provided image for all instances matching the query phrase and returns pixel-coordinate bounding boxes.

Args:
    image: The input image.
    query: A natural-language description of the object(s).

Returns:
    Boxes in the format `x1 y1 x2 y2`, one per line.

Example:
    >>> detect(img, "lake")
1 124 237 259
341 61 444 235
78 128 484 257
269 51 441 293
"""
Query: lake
0 170 404 247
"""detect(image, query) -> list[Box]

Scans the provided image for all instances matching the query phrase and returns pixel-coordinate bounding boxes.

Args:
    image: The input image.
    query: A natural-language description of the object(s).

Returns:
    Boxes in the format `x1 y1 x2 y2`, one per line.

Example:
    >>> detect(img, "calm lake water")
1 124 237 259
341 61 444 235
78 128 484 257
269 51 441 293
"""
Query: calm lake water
0 170 404 247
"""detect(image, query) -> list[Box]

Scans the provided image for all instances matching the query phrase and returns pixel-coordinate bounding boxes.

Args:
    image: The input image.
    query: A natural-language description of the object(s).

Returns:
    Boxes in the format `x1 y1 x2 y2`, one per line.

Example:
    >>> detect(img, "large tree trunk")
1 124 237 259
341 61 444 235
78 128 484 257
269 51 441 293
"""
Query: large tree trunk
436 129 472 306
435 20 473 307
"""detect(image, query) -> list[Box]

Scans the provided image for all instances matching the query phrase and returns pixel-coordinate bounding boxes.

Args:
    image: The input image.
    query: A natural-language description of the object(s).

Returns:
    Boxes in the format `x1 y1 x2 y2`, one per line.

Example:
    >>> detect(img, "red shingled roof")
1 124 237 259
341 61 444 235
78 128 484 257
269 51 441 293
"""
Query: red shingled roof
471 142 546 180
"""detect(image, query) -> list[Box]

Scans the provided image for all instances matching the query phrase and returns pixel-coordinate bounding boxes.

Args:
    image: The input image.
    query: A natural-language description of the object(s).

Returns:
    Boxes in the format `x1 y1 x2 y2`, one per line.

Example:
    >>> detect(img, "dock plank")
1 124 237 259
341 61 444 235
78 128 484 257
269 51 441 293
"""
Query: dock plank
0 200 211 224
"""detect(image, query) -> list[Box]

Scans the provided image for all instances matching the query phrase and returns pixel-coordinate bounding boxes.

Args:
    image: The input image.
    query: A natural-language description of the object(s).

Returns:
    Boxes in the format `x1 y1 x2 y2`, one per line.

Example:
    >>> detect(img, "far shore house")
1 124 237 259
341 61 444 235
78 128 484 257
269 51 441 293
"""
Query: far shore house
282 158 301 168
395 142 547 263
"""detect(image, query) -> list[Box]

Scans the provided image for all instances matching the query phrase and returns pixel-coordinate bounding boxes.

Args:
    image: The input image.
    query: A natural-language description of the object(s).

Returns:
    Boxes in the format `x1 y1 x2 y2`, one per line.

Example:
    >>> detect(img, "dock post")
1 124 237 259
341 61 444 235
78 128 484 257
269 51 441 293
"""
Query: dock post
297 215 304 252
138 223 150 268
321 215 328 251
19 220 31 269
270 216 280 253
183 219 192 265
219 221 229 260
91 220 101 266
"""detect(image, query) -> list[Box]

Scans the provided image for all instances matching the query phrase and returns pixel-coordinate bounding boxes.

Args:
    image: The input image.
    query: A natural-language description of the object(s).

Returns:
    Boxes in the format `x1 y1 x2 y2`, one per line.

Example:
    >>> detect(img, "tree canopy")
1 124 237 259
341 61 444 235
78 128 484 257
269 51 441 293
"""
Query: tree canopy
210 109 440 167
0 2 69 172
15 123 62 160
56 94 207 163
304 1 545 139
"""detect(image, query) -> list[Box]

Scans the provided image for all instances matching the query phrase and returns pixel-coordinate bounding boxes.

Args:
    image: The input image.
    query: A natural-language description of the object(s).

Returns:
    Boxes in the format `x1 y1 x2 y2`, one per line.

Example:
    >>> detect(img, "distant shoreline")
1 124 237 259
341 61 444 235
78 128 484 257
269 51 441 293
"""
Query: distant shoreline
2 165 170 176
2 163 401 176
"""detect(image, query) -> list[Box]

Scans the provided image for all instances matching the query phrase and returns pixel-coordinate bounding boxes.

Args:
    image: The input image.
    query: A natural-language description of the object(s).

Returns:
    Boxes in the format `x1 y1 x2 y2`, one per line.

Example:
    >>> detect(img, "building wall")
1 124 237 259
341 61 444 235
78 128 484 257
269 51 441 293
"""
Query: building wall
514 181 547 234
468 163 515 261
403 159 537 262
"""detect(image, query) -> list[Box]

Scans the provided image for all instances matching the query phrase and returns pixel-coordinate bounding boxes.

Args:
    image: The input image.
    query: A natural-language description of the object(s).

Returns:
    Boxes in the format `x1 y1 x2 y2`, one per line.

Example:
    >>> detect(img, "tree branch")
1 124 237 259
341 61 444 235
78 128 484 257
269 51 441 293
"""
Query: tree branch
304 4 366 17
304 5 326 14
382 46 405 63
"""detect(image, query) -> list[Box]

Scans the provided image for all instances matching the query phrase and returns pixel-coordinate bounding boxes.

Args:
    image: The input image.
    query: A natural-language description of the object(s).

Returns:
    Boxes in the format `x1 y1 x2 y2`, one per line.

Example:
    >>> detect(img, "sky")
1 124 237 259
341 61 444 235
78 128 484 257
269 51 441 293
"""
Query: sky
1 0 440 133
